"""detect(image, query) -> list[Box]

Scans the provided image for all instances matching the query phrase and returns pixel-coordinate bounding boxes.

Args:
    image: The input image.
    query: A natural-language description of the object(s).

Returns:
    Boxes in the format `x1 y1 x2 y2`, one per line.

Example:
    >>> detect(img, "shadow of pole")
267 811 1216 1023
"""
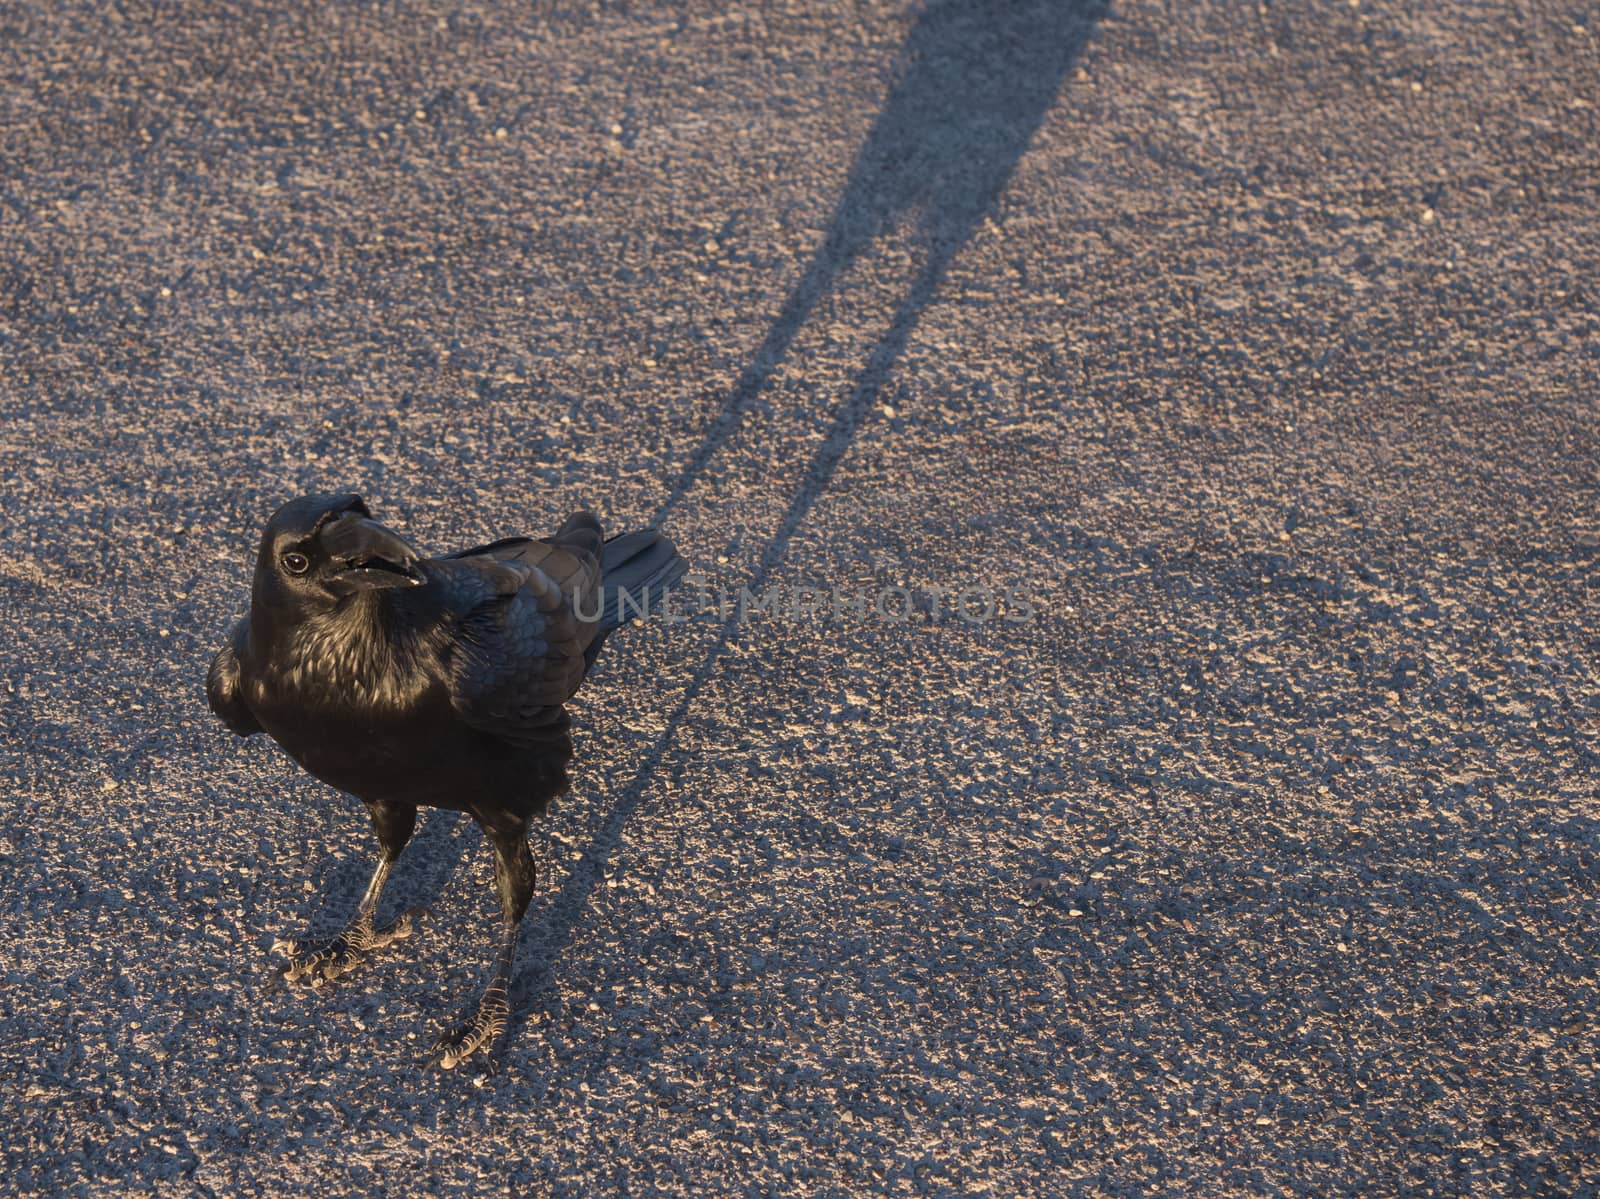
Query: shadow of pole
510 0 1104 1025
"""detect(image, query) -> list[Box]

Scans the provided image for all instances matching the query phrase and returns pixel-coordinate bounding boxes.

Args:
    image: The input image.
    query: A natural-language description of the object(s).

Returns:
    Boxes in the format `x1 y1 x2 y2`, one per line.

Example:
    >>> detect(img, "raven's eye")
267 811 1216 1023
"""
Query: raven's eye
281 551 311 576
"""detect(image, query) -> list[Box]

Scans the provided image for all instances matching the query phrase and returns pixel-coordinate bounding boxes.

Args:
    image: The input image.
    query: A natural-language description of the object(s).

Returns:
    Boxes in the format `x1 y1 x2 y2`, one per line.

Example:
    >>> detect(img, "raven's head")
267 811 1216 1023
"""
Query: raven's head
252 493 423 616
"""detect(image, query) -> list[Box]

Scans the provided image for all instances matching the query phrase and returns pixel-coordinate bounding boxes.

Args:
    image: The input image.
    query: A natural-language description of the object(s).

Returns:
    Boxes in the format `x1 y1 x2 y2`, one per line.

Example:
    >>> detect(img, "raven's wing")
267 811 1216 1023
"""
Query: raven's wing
443 514 605 748
206 621 263 736
445 511 604 632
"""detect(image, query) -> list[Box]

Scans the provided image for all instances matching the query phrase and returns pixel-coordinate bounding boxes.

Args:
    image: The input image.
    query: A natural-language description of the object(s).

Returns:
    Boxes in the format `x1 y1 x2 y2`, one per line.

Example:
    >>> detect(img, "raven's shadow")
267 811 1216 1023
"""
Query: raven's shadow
508 0 1104 1032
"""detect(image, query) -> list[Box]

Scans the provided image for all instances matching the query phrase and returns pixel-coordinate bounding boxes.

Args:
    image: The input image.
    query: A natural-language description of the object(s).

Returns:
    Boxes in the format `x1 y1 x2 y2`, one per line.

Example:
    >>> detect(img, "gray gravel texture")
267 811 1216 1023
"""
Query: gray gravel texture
3 0 1598 1194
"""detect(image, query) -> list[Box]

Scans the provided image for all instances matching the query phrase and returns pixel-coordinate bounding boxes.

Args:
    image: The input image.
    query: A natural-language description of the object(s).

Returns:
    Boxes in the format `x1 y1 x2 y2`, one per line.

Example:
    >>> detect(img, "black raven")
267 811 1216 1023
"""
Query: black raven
206 493 687 1067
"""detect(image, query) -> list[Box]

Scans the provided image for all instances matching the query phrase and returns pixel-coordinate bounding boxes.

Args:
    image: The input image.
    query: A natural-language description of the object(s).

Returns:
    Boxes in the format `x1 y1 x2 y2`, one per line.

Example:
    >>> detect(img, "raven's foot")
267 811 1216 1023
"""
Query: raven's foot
426 988 508 1070
273 912 415 984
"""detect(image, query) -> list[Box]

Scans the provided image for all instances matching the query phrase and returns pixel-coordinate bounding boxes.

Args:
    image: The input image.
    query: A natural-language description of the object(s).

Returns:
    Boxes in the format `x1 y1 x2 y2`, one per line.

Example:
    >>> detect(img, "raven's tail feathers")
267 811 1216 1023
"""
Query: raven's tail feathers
598 528 689 631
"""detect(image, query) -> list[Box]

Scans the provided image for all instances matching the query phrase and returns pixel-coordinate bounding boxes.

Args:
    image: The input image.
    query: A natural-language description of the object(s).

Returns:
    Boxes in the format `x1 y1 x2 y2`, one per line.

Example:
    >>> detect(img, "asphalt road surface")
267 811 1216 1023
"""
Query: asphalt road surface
2 1 1597 1194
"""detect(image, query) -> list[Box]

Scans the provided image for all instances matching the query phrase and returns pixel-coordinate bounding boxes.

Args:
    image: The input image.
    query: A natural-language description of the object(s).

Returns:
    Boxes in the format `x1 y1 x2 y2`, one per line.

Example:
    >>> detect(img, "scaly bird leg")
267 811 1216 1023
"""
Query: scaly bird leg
428 818 535 1069
276 801 419 984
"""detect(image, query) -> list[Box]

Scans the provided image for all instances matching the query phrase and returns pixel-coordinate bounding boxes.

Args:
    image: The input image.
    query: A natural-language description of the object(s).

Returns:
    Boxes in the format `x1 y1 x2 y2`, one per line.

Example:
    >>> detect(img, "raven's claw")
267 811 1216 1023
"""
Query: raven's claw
275 912 415 983
426 989 509 1070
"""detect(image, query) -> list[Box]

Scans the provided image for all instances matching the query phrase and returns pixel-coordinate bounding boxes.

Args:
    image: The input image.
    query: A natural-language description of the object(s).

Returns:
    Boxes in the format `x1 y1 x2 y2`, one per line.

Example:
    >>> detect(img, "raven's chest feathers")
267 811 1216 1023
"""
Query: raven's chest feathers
250 604 441 726
244 605 454 797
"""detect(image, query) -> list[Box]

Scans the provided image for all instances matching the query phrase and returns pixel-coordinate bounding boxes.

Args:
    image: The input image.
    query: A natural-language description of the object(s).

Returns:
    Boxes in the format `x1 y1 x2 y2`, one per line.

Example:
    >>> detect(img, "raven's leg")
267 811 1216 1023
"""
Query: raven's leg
279 800 419 983
429 817 535 1069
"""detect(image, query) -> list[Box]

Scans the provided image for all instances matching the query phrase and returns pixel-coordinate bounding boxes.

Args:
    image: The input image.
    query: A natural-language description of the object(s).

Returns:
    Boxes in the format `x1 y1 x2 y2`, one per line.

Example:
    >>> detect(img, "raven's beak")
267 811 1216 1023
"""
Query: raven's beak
319 513 423 591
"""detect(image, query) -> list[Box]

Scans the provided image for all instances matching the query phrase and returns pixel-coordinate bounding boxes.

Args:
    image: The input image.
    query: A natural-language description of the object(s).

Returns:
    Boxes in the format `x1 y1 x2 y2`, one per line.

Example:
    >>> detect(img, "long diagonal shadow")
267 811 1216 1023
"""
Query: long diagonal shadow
508 0 1104 1024
655 0 1105 527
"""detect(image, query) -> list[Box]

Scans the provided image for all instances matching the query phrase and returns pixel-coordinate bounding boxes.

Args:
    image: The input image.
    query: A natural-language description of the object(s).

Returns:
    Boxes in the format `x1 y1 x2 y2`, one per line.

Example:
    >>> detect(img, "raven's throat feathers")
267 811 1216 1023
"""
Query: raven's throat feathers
266 599 438 714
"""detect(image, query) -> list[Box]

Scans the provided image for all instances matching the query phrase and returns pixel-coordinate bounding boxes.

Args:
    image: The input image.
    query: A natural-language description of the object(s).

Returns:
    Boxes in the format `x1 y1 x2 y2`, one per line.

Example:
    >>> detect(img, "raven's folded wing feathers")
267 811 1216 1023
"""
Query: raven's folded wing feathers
444 522 602 748
445 511 604 632
206 623 263 736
